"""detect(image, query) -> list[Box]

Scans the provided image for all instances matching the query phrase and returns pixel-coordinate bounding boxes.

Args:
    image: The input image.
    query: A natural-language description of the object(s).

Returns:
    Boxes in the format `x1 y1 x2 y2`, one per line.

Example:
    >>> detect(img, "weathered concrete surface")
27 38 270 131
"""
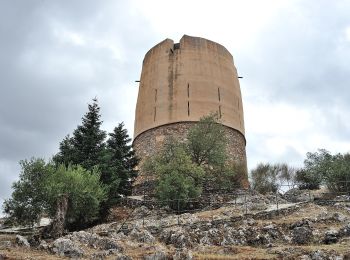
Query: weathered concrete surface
134 35 245 139
133 35 248 193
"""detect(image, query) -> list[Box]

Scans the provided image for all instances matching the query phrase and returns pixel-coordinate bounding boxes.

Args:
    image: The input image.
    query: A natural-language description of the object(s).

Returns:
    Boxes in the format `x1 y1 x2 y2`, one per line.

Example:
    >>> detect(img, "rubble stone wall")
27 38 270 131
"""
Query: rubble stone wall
132 122 248 195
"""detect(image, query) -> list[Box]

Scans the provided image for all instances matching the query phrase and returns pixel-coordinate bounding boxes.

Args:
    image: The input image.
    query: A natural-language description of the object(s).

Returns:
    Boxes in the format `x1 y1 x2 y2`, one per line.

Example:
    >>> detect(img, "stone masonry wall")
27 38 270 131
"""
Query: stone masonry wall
132 122 248 195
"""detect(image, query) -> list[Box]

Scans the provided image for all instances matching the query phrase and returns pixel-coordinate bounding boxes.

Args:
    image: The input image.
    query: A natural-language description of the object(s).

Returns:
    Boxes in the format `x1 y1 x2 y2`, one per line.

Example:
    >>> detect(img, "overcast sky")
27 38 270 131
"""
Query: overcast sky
1 0 350 210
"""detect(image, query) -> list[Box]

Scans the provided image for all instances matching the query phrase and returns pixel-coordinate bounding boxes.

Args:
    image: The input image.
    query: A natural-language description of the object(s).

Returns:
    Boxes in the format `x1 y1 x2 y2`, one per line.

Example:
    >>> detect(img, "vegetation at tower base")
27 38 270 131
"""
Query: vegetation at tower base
144 139 204 210
53 98 138 219
143 114 242 210
187 114 245 189
3 159 106 231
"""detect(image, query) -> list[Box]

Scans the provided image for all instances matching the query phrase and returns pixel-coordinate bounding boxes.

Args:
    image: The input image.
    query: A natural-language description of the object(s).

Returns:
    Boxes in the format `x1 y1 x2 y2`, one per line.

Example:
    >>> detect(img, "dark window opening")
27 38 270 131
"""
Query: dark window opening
154 107 156 122
188 101 190 116
187 83 190 98
218 88 221 101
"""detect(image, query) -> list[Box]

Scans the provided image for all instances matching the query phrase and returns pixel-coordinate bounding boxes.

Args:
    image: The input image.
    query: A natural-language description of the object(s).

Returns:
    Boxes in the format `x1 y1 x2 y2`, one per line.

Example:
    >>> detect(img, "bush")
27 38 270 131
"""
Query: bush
3 158 49 226
323 153 350 193
3 159 107 230
250 163 280 194
295 169 322 190
144 140 204 211
44 165 107 230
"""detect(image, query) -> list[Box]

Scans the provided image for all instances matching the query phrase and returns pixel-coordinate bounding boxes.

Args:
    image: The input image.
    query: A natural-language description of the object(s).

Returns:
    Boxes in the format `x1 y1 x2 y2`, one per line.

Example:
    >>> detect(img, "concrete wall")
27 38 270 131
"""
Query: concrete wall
134 35 245 139
133 35 248 194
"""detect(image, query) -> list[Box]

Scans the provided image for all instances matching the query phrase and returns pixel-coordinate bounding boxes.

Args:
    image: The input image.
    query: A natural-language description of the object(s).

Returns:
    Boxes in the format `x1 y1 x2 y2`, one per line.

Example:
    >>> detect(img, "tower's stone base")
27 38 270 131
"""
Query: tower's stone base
132 122 248 195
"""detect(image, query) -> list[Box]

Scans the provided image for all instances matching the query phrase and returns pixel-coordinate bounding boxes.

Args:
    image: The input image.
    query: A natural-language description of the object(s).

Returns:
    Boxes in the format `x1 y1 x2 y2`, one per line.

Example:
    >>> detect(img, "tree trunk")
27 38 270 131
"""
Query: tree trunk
42 194 68 239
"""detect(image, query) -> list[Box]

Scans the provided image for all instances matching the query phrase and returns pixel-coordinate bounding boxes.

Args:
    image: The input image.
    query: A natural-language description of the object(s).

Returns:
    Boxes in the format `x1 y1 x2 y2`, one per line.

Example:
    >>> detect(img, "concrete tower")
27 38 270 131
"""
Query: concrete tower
133 35 247 193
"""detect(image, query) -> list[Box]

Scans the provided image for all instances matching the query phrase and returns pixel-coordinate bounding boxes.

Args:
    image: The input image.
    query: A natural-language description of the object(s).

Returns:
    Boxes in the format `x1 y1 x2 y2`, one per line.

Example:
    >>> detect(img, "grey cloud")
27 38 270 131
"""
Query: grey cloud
238 1 350 106
0 0 156 204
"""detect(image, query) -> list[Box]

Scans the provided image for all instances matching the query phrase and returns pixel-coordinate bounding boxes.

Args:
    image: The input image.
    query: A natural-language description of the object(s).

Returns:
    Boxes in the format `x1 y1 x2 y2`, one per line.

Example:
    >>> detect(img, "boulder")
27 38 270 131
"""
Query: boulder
129 228 155 244
292 226 313 245
323 229 338 244
15 235 30 248
339 223 350 237
284 188 311 202
38 240 48 251
52 238 84 258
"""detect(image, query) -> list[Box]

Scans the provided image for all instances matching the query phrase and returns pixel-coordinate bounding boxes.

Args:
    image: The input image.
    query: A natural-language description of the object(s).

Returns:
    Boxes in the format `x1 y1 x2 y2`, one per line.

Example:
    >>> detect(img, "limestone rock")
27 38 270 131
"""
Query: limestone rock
339 223 350 237
52 237 84 258
292 226 313 245
323 229 339 244
15 235 30 248
129 228 155 244
38 240 48 251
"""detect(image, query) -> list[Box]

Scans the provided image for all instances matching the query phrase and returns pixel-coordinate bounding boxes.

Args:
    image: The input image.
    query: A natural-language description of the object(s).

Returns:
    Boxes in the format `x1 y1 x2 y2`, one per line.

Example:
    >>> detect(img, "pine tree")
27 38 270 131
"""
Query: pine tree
53 135 74 166
98 122 138 218
105 122 138 194
54 98 106 170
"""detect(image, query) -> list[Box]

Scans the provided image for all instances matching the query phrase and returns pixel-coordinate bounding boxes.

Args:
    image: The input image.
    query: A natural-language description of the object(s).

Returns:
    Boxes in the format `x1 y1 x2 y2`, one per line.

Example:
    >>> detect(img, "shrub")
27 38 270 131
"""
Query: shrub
3 159 107 230
144 140 204 211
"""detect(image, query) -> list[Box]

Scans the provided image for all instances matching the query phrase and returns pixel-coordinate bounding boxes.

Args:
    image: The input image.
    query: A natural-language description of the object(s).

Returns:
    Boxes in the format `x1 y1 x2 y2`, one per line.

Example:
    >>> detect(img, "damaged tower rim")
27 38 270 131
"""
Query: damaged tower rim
133 35 248 193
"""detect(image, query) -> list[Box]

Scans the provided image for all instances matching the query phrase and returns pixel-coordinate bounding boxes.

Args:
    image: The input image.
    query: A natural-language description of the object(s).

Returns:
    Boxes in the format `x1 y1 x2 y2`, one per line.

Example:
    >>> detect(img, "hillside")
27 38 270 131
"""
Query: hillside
1 191 350 259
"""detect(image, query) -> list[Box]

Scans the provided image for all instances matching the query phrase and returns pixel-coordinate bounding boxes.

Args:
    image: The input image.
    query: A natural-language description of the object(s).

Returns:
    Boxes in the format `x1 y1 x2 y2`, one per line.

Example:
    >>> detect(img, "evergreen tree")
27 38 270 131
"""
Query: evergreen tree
54 98 106 170
98 123 139 216
53 135 74 166
105 122 138 194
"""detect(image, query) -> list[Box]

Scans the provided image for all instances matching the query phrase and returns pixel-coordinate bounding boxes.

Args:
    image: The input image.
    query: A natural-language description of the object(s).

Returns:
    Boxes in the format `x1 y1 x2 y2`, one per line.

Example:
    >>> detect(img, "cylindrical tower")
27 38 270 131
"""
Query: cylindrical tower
133 35 248 193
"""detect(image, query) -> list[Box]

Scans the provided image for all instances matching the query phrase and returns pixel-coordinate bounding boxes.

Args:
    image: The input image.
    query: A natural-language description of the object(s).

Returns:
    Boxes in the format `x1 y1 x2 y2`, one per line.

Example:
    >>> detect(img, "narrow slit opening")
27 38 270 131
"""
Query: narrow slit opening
187 101 190 116
155 89 157 103
154 107 156 121
218 88 221 101
219 105 222 118
187 83 190 98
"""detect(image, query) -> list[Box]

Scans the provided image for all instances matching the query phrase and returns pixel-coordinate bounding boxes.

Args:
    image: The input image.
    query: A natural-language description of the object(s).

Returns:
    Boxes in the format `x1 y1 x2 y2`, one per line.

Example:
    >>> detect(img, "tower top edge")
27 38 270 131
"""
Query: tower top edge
143 35 233 62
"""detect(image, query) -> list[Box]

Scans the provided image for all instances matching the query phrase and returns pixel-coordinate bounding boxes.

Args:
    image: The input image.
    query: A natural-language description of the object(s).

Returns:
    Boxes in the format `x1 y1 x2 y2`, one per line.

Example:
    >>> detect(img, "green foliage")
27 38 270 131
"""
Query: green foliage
250 163 280 194
324 153 350 192
104 123 138 194
3 158 107 230
98 123 139 217
187 113 227 169
3 158 50 226
297 149 350 192
44 165 107 230
296 149 329 190
54 98 106 171
187 114 240 189
144 140 204 210
145 114 242 209
54 99 138 216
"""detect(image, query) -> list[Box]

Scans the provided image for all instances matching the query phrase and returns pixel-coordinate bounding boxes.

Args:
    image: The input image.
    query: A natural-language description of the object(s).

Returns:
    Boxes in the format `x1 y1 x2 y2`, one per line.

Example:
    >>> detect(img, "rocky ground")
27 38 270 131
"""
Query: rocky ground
1 191 350 259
